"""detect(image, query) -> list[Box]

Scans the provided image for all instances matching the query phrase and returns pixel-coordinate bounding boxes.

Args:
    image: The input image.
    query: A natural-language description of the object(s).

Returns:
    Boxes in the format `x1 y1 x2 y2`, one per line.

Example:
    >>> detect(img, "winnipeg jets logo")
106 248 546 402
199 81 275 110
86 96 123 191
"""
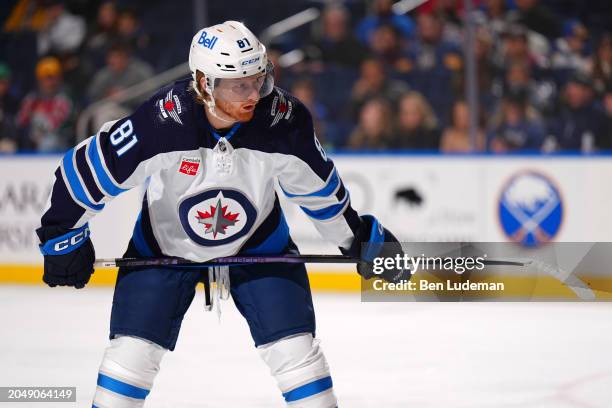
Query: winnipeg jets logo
157 89 183 125
178 189 257 246
195 198 240 238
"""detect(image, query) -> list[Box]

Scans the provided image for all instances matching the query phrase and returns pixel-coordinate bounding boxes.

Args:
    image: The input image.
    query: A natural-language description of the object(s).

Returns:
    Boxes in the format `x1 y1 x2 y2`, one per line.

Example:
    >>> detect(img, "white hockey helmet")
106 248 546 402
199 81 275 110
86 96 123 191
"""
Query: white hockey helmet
189 21 273 104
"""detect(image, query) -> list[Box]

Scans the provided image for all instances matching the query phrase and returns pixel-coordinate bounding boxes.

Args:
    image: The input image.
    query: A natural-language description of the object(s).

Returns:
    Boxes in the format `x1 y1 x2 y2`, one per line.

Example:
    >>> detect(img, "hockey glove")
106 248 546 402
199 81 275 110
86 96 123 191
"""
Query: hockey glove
342 215 410 283
37 224 95 289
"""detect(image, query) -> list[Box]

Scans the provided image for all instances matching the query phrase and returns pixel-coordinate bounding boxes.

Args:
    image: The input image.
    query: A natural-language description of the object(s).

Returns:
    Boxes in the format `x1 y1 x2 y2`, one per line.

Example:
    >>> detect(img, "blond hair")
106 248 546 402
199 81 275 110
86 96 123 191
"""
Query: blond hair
398 91 438 130
190 70 208 105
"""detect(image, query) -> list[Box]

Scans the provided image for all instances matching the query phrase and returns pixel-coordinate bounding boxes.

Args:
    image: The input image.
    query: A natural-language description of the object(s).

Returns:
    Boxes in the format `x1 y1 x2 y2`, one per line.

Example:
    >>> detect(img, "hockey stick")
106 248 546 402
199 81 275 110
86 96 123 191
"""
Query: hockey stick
95 255 596 300
95 255 530 268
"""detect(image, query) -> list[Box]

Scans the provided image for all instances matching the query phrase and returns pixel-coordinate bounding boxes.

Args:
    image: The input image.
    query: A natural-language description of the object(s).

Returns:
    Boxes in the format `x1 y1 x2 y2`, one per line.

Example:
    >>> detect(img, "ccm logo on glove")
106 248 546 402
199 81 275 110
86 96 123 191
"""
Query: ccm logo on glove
40 225 91 256
55 229 89 251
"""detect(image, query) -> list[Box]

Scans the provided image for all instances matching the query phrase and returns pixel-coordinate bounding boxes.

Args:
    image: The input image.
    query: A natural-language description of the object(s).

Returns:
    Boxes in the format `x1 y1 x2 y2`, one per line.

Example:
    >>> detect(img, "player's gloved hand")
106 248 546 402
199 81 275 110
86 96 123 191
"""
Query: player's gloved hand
37 224 95 289
342 215 410 283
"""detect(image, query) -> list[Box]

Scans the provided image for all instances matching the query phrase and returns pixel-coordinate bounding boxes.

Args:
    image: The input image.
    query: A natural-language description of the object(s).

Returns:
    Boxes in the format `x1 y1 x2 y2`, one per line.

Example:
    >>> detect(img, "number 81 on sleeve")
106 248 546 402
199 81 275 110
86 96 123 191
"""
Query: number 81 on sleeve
110 119 138 156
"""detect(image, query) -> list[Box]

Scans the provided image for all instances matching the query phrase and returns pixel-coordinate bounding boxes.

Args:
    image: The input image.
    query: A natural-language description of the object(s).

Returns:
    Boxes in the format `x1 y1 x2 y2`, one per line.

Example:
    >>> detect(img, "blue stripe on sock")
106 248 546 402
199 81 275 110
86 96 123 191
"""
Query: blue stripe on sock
282 376 333 402
97 373 149 400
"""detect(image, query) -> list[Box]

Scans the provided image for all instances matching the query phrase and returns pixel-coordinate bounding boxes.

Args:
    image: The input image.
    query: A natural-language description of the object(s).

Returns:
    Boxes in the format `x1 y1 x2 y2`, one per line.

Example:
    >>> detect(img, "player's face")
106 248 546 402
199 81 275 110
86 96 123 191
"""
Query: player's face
213 74 266 122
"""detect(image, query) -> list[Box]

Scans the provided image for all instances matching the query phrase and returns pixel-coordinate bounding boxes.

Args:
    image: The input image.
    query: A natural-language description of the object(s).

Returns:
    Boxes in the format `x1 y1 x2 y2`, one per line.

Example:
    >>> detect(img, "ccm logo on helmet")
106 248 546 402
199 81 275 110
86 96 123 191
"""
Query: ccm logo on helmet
54 228 90 252
198 31 218 50
241 57 260 66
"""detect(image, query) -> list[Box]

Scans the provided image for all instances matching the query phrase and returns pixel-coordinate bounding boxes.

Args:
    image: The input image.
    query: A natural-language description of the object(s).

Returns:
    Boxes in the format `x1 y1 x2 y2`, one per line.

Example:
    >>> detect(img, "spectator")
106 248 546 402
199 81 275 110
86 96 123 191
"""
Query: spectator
0 63 19 152
507 0 561 39
349 57 408 120
477 0 509 39
83 1 118 65
115 7 151 63
369 24 413 73
414 11 461 47
36 0 86 56
551 20 591 77
392 91 440 149
407 12 463 127
546 72 606 151
598 82 612 150
424 0 463 43
87 42 153 102
488 89 545 152
588 34 612 94
595 82 612 151
356 0 415 44
304 4 368 69
440 100 485 152
0 63 19 117
75 1 119 101
290 78 328 145
347 98 394 149
474 28 497 112
502 61 555 114
495 24 546 76
16 57 74 151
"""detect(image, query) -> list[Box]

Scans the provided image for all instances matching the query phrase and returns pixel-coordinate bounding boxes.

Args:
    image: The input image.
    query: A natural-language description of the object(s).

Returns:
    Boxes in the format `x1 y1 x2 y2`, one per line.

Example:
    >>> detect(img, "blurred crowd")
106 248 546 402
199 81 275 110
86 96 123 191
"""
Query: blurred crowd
0 0 611 153
0 0 187 152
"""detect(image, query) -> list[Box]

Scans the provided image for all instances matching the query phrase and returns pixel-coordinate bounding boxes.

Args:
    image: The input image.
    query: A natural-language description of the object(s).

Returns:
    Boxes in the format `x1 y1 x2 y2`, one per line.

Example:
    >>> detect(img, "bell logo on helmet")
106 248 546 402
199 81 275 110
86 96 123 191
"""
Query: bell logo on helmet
198 31 218 50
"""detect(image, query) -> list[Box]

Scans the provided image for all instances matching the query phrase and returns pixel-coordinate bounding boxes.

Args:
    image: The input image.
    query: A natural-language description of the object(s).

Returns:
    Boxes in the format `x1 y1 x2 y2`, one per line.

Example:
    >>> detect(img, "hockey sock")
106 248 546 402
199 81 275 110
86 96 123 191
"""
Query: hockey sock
258 333 338 407
92 336 166 408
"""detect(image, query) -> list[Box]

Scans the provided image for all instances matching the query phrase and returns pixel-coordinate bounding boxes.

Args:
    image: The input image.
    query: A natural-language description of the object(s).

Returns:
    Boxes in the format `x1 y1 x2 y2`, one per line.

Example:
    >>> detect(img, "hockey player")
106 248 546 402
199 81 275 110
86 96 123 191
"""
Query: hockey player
37 21 408 407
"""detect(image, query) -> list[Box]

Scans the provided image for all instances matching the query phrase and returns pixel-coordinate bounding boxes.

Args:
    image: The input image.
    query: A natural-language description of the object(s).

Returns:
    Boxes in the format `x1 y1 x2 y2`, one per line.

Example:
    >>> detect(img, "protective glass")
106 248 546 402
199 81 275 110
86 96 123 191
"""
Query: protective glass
213 62 274 102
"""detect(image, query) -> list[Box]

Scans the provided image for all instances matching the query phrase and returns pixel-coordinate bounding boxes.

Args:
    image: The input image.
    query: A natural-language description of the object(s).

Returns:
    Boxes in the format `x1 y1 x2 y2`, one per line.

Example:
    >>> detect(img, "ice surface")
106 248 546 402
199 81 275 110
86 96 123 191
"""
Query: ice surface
1 286 611 407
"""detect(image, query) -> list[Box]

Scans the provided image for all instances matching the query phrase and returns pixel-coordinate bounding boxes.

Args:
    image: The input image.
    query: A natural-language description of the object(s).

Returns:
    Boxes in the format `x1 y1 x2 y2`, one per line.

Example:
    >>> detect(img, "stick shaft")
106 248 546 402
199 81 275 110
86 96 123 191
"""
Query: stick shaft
95 255 529 268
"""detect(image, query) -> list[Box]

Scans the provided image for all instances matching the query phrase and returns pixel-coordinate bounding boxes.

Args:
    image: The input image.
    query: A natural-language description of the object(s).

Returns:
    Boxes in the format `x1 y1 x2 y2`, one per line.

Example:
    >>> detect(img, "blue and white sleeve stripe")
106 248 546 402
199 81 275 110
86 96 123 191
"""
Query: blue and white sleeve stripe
279 167 340 199
300 192 350 221
279 166 353 221
75 145 105 203
86 135 128 197
60 147 105 212
58 133 132 213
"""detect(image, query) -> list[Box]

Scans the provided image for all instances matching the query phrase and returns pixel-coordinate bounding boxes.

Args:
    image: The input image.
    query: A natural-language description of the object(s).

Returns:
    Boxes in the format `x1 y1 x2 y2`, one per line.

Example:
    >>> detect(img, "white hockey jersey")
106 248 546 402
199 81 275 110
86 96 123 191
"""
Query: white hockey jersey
39 79 362 261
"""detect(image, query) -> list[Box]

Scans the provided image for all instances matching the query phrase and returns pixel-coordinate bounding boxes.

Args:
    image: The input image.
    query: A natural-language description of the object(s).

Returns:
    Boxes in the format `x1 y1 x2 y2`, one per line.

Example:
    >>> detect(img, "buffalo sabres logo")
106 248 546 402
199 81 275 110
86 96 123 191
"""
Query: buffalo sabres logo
179 189 257 246
498 171 563 247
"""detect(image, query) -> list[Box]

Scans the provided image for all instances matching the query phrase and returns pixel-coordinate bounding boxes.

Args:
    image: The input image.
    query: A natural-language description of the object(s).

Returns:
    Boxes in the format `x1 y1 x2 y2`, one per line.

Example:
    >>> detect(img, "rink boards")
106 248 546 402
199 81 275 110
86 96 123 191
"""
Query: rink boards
1 153 612 297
